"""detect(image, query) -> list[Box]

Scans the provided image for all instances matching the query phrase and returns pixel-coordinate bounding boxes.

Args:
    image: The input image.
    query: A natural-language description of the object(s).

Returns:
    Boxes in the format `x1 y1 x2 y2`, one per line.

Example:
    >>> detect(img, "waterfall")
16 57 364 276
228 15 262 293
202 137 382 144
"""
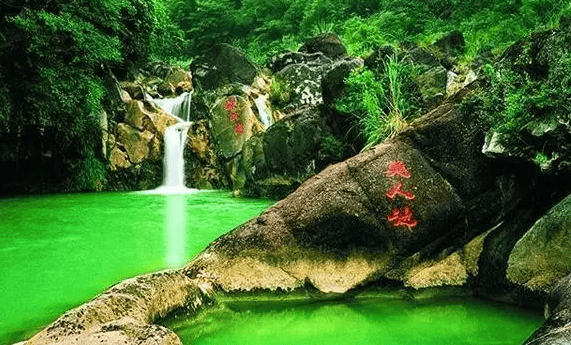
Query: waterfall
152 92 192 122
255 96 272 128
161 122 191 188
142 93 196 194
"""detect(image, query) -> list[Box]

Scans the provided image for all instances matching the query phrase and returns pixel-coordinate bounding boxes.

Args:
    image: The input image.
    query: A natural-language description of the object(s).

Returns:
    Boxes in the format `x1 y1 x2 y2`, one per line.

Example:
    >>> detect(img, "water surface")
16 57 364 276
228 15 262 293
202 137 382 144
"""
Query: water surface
168 297 543 345
0 191 274 344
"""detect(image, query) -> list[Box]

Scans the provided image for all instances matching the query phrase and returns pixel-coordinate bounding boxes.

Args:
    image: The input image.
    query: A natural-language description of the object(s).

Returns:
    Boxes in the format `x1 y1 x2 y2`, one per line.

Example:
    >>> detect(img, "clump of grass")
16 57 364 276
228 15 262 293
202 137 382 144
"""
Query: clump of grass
336 53 411 150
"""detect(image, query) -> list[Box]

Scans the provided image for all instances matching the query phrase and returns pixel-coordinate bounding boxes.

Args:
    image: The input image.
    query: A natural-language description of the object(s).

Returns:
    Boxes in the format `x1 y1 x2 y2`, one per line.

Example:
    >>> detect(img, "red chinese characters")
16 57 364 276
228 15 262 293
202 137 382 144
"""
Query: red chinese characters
385 182 415 200
387 206 418 230
386 160 411 178
234 123 244 134
224 97 244 136
385 160 418 230
225 98 237 110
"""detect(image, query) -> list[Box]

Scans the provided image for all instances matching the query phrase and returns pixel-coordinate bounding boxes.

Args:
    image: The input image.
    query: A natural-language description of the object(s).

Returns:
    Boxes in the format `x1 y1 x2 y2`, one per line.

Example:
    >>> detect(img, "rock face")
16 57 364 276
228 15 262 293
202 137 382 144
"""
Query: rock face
184 93 540 295
507 194 571 292
23 270 212 345
241 108 324 199
106 100 178 191
523 274 571 344
190 43 259 91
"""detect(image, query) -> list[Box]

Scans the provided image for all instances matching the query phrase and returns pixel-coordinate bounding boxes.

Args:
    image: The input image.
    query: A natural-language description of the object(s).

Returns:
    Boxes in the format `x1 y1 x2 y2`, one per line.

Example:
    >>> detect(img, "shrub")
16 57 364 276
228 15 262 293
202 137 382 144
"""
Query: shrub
335 55 412 150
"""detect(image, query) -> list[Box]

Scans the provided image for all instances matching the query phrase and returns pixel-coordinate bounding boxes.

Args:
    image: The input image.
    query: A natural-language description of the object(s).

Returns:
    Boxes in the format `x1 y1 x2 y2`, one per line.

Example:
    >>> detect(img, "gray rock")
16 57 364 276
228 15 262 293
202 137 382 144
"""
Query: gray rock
523 274 571 344
190 43 259 91
299 33 347 59
507 193 571 292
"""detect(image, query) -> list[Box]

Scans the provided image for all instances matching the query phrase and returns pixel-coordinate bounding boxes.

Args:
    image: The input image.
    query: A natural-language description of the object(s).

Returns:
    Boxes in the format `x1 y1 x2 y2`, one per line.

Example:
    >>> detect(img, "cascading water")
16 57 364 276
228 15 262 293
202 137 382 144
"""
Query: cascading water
153 92 192 122
143 92 195 194
255 96 272 128
162 123 190 188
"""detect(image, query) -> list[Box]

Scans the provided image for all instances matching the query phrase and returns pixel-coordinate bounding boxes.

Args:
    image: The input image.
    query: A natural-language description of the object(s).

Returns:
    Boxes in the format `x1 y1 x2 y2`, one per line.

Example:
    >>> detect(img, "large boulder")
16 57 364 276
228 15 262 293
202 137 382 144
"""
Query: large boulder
183 120 227 190
241 108 322 199
190 43 259 91
299 33 347 59
507 193 571 292
240 106 357 199
271 51 362 112
184 95 538 294
209 95 264 159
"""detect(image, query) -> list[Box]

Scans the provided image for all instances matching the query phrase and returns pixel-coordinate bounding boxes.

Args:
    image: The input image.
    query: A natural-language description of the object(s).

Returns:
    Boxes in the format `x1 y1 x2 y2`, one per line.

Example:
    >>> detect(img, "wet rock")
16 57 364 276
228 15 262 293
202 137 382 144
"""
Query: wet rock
25 270 208 345
107 100 178 190
158 67 193 97
507 193 571 292
190 43 259 91
121 82 145 100
124 100 178 138
183 120 226 190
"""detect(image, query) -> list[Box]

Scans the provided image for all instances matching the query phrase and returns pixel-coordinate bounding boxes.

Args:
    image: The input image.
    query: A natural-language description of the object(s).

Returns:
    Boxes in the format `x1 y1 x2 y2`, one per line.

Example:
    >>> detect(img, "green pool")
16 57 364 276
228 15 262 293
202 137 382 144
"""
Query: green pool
0 191 544 345
167 297 543 345
0 191 274 345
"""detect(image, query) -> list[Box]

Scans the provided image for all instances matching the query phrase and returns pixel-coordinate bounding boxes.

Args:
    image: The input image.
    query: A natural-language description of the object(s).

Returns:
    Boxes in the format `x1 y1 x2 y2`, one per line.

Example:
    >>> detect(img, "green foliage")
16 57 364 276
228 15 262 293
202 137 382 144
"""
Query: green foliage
269 75 292 108
320 133 346 159
0 0 163 191
335 54 414 150
469 23 571 171
74 153 108 191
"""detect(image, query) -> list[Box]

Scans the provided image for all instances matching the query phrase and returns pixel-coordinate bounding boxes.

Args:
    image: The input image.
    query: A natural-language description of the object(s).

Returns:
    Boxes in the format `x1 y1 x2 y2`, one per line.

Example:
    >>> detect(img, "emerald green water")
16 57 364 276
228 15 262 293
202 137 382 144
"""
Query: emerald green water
0 191 274 345
168 297 543 345
0 191 544 345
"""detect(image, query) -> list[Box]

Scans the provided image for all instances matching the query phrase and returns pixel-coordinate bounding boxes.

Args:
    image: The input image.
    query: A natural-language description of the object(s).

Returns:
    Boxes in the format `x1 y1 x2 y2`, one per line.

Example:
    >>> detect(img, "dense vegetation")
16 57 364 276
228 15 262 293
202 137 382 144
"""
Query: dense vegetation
168 0 569 63
0 0 179 191
0 0 569 192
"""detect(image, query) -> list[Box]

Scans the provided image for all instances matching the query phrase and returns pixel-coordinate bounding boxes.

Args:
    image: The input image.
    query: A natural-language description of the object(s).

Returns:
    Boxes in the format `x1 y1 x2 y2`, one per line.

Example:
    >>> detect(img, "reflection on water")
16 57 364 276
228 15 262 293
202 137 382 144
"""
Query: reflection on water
165 195 187 267
167 298 543 345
